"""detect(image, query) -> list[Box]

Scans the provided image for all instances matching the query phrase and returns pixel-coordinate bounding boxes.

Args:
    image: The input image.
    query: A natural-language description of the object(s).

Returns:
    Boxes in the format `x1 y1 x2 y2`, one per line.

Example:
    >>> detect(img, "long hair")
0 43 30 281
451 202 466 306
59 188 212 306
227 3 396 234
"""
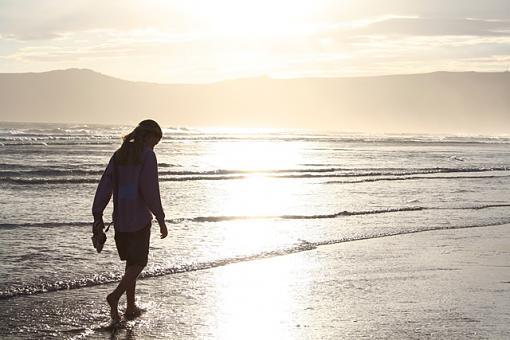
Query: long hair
115 119 162 165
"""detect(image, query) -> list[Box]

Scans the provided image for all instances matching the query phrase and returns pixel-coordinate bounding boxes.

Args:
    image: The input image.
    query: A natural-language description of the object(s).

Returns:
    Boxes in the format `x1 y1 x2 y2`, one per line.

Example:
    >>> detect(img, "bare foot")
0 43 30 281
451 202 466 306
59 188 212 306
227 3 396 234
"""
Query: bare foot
125 305 145 318
106 293 121 321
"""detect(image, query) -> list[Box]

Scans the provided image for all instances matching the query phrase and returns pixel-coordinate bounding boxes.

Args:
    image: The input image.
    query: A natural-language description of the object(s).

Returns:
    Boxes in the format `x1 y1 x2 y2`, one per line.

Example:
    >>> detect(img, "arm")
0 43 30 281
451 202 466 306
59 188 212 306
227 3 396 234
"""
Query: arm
92 156 114 224
140 150 168 238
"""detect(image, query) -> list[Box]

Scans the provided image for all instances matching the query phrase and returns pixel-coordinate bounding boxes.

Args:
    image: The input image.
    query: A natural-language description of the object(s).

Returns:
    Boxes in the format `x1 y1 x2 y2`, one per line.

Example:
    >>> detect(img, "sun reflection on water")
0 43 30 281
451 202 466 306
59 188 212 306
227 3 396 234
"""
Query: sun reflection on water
212 256 309 340
202 139 309 338
203 139 305 255
220 175 300 217
205 139 304 217
205 139 303 171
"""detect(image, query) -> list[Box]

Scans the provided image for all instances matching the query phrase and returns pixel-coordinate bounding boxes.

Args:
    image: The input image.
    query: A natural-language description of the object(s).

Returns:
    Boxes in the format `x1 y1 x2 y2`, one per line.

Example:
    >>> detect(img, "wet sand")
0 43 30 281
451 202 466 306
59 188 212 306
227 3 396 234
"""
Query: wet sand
3 224 510 339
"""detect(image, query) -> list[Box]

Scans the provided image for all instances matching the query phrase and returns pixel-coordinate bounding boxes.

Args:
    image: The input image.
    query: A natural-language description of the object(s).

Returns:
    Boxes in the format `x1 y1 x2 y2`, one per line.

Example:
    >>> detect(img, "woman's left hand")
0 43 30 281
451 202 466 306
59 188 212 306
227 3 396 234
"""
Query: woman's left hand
159 222 168 239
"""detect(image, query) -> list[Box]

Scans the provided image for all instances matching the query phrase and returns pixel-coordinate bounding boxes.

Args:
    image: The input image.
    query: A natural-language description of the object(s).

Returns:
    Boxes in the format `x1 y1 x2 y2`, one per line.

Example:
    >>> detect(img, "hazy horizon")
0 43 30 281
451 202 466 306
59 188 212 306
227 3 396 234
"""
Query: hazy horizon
2 66 507 84
2 120 510 138
1 69 509 135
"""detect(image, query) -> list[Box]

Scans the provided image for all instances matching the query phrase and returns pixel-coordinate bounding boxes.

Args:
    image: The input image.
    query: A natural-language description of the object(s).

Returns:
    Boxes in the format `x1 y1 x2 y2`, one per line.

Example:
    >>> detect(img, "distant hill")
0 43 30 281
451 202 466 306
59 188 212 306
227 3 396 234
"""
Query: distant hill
0 68 509 134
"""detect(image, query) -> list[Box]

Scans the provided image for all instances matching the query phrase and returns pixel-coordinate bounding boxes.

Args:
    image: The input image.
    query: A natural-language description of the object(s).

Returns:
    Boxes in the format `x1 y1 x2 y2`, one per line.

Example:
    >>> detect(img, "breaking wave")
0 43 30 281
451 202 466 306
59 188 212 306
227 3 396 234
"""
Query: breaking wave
2 219 509 300
2 204 509 229
2 166 509 185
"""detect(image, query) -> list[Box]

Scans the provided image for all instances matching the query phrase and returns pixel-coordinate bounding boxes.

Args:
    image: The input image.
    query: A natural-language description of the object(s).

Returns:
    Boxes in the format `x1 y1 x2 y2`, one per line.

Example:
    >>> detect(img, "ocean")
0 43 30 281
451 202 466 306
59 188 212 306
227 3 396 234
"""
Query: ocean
1 121 509 339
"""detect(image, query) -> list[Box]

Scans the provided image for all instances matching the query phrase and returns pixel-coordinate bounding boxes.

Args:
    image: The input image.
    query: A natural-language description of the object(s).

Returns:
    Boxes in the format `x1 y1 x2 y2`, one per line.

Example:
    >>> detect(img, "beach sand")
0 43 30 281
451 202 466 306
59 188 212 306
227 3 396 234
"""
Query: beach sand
3 224 510 339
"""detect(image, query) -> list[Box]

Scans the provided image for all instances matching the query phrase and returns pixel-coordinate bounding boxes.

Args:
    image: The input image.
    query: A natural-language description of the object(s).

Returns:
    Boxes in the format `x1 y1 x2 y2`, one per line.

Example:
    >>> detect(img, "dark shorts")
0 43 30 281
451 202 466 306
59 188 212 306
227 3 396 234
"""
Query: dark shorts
114 224 151 267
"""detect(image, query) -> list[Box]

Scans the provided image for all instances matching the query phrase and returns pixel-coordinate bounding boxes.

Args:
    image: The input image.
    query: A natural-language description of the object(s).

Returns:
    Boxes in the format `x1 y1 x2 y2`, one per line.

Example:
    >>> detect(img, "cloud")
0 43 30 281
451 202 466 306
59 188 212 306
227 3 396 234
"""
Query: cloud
358 17 510 37
2 0 510 42
306 16 510 67
4 28 205 62
324 0 510 21
0 0 196 41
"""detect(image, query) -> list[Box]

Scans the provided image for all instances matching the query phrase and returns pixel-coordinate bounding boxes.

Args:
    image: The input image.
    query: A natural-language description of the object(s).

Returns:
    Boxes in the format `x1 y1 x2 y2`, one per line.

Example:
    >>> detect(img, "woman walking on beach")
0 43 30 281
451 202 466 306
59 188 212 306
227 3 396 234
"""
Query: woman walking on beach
92 119 168 322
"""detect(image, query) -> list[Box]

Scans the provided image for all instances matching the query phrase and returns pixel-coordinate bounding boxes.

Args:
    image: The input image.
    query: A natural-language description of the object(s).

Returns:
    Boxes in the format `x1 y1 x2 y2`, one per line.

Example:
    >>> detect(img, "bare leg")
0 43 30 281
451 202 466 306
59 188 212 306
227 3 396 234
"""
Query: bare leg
126 276 137 310
125 263 143 315
107 264 144 321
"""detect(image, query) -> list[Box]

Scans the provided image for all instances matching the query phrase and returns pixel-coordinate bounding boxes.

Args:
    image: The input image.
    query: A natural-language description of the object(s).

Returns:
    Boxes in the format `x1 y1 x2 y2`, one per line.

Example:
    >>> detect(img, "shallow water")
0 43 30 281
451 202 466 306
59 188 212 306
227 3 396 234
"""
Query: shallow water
1 122 509 338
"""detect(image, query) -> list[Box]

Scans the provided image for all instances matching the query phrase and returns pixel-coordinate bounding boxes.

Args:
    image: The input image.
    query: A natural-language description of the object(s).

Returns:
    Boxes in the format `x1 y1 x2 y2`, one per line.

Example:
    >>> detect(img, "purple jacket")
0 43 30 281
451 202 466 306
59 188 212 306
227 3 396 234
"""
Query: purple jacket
92 146 165 232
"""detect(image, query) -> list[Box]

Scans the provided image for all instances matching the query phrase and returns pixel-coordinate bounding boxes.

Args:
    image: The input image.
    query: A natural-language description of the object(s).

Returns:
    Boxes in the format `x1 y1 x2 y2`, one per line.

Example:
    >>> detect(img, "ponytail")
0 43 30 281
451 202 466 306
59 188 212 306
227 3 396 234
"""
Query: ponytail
115 120 162 165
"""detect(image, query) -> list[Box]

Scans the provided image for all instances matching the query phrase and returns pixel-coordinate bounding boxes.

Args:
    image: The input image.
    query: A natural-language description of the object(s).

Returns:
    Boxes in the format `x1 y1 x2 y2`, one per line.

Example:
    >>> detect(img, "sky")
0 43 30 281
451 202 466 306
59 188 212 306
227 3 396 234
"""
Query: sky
1 0 510 83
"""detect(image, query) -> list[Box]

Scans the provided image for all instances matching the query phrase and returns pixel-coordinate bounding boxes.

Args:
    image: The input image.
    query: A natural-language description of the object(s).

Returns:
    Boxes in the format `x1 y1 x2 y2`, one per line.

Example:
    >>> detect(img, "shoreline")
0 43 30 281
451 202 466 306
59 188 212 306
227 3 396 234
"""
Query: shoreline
2 223 510 339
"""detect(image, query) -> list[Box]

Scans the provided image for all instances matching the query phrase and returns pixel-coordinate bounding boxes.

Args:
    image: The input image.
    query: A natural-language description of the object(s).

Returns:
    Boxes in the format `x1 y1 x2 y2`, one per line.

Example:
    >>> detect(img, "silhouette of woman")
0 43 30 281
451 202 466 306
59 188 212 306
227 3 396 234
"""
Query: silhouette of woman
92 119 168 321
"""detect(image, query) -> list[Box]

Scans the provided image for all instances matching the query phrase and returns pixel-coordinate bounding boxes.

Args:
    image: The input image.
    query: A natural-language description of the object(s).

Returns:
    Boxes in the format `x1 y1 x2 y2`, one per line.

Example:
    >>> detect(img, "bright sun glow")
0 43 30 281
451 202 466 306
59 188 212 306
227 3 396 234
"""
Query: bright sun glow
196 0 316 36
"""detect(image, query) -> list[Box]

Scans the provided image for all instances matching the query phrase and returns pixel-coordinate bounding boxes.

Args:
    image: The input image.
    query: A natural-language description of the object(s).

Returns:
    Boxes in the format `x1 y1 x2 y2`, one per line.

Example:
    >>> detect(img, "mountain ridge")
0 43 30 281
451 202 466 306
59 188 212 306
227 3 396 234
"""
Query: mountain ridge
0 69 509 134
